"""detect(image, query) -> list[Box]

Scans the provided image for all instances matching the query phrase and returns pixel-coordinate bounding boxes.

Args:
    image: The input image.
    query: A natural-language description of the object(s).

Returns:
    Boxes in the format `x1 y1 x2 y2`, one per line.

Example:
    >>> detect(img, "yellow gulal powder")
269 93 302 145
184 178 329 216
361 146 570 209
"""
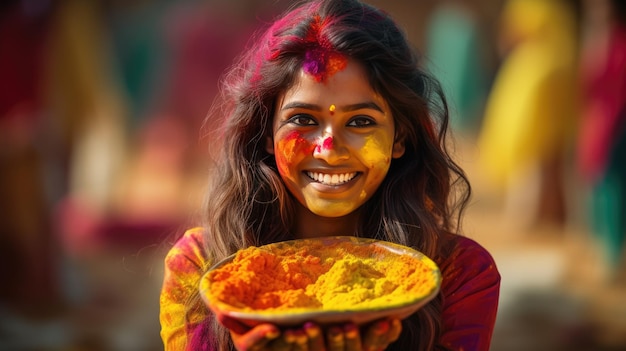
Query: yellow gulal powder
205 239 438 312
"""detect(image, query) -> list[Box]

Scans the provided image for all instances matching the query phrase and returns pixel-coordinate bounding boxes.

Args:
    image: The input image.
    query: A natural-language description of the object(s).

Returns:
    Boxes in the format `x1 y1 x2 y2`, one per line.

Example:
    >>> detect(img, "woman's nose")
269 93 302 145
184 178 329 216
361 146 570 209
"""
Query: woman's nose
312 134 349 164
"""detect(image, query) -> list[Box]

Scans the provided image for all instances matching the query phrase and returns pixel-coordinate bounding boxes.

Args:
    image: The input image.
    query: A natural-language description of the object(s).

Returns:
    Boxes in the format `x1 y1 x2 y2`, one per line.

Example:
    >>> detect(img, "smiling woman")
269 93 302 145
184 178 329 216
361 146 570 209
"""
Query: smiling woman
159 1 500 350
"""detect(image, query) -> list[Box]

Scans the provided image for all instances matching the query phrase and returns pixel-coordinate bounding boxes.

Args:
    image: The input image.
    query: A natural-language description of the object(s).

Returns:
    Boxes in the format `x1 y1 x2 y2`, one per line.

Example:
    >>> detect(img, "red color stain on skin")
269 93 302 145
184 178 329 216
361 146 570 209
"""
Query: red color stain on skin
314 136 333 154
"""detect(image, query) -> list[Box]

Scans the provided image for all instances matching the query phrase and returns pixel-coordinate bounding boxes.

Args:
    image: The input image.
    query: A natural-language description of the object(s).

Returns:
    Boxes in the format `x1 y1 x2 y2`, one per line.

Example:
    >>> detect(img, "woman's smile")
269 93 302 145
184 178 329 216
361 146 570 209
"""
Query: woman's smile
305 171 359 186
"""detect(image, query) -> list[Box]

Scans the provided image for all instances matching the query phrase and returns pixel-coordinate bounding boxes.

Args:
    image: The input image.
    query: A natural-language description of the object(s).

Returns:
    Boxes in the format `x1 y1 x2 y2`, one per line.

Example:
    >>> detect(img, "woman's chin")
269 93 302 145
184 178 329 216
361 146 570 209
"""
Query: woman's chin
305 202 357 218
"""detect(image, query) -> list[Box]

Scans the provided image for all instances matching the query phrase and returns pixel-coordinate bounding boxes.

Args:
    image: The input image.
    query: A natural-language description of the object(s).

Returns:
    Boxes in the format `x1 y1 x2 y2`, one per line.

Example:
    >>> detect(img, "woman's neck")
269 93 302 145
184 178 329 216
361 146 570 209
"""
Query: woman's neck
293 203 359 239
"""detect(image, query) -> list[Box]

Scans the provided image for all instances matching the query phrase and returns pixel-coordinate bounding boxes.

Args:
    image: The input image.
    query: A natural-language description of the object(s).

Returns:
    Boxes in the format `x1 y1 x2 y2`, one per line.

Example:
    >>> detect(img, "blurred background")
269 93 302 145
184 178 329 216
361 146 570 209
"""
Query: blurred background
1 0 625 350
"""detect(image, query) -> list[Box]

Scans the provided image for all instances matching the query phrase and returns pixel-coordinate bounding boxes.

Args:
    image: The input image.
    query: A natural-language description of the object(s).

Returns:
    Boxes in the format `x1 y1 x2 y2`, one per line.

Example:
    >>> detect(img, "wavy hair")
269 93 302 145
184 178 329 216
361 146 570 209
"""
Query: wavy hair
198 0 471 349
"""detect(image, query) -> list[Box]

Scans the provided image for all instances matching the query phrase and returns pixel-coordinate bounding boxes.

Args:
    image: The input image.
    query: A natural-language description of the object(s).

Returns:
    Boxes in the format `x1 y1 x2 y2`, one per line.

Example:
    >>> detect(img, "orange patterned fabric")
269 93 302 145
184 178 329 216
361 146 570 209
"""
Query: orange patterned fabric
160 228 212 350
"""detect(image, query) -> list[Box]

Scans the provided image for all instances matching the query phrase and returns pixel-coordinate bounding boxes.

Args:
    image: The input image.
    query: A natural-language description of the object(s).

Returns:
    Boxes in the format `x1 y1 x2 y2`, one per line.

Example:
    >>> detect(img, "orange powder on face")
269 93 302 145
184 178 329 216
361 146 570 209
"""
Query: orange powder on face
276 131 314 179
204 240 439 313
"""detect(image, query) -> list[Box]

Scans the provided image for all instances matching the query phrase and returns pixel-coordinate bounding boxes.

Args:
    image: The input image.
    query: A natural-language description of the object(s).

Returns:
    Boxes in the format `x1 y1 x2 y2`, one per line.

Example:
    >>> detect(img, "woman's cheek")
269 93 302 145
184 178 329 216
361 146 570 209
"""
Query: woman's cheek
275 131 314 179
360 134 392 169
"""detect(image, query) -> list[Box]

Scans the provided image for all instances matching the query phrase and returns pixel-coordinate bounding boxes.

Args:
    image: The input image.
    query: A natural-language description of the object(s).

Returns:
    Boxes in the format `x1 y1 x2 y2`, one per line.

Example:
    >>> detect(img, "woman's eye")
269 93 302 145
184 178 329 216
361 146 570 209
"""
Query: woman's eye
347 116 375 127
288 114 317 126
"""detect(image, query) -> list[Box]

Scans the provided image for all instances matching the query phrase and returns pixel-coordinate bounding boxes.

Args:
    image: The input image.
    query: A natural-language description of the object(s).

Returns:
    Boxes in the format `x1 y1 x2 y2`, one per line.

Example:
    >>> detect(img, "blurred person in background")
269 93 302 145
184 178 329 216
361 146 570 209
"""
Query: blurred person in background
577 0 626 277
59 0 288 249
0 0 134 348
424 0 491 135
476 0 581 231
0 0 64 323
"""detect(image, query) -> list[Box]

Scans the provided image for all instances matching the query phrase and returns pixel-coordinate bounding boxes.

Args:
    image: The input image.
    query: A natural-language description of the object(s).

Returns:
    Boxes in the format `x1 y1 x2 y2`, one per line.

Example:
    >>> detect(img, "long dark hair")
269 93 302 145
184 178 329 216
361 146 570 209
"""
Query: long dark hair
199 0 471 349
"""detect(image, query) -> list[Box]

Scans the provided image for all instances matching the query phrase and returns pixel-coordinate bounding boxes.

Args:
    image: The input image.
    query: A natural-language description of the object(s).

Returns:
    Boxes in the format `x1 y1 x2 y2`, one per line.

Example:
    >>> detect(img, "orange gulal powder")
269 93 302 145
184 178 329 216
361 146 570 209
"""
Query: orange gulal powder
205 240 438 312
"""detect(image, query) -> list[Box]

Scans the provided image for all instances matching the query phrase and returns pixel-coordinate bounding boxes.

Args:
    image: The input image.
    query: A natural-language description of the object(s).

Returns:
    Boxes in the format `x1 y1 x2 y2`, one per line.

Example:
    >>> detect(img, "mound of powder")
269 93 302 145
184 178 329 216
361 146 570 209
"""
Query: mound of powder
204 239 439 312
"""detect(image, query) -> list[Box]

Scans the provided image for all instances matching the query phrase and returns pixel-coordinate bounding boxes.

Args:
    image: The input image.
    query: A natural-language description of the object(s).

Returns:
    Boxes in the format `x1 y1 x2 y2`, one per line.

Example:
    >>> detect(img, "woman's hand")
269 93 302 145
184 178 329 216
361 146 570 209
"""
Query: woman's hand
217 312 281 350
218 313 326 351
218 312 402 351
325 318 402 351
359 318 402 351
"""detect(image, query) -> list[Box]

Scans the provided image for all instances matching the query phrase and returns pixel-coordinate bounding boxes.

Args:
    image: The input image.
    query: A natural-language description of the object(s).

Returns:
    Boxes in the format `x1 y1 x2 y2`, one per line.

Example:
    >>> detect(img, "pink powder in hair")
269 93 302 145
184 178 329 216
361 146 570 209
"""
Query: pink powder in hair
258 12 348 83
302 15 348 82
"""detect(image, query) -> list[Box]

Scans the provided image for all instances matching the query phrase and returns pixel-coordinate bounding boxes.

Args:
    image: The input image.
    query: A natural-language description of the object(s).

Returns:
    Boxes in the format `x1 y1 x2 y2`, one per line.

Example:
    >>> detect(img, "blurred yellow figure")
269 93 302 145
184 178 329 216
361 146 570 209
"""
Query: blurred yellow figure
477 0 579 226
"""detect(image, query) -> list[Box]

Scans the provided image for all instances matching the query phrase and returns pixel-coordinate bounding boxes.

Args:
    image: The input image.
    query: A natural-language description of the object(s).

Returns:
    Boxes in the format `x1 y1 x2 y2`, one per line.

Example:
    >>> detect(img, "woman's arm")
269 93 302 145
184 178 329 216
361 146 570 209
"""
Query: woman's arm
160 228 211 350
438 235 501 351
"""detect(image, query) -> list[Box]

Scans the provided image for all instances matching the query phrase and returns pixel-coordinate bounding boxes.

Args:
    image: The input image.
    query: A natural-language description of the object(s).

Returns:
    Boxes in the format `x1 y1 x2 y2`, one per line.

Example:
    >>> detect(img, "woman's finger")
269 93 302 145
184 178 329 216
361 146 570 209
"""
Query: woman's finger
387 318 402 343
230 323 280 351
285 329 309 351
216 312 250 335
343 323 362 351
304 323 325 350
267 333 294 351
326 326 345 351
362 318 402 351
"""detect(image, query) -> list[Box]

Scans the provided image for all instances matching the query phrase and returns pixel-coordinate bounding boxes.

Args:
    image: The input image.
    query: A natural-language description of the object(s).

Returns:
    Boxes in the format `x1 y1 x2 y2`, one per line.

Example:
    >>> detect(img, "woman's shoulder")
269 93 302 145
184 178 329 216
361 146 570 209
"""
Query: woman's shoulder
440 232 496 260
164 227 210 273
437 232 500 284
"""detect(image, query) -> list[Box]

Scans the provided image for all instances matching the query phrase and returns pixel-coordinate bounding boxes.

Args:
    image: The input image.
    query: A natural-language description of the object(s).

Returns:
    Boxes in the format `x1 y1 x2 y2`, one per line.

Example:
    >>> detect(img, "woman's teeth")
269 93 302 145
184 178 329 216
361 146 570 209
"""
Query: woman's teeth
307 172 357 185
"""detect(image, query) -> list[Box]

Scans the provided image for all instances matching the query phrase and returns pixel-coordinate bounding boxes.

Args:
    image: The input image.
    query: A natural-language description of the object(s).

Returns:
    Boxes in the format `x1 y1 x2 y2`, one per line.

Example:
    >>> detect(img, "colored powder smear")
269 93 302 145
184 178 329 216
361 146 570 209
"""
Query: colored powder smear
314 136 334 154
302 15 348 82
361 135 391 168
276 131 314 178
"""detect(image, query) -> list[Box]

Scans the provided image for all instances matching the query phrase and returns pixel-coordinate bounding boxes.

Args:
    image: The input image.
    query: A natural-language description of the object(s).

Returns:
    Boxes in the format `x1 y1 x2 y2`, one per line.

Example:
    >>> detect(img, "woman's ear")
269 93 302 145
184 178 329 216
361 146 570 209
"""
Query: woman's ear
265 135 275 155
392 131 406 159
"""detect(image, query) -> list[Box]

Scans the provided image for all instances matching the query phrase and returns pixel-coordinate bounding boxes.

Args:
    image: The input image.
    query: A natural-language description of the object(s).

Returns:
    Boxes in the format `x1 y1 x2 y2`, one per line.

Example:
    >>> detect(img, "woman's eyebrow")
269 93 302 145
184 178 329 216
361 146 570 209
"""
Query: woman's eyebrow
281 102 322 111
281 101 383 112
342 102 384 113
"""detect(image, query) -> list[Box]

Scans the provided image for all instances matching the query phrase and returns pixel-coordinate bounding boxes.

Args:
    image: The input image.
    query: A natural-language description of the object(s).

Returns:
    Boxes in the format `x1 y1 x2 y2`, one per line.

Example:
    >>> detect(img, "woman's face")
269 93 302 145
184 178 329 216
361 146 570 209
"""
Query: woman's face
267 59 405 218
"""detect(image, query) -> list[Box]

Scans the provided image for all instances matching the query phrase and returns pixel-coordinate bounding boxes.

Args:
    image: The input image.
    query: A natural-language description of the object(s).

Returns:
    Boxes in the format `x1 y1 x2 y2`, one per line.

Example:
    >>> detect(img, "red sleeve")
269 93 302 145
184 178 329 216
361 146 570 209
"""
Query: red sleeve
437 235 501 351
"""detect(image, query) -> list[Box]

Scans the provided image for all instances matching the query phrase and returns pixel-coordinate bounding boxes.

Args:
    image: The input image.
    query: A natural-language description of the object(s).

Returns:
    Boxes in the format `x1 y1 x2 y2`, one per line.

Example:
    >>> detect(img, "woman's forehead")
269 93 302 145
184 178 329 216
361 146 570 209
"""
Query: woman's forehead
278 59 385 107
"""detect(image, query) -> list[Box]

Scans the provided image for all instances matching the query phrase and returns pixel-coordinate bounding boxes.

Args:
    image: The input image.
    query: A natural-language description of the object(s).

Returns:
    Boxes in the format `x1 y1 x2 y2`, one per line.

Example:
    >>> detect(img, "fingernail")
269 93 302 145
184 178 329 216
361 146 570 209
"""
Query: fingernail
295 331 308 345
344 324 358 338
375 320 390 334
304 323 320 338
266 329 280 339
284 330 296 342
329 327 342 342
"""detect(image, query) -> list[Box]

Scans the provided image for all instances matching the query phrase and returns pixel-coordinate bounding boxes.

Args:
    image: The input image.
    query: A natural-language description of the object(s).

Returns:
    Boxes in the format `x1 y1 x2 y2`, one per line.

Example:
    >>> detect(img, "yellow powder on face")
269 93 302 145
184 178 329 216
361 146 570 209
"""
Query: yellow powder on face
360 134 392 169
204 239 439 313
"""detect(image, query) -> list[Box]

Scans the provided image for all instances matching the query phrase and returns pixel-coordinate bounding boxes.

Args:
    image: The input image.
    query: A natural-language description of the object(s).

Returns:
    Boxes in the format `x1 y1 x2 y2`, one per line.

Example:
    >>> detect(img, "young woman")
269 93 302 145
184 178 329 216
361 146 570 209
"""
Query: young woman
160 0 500 350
